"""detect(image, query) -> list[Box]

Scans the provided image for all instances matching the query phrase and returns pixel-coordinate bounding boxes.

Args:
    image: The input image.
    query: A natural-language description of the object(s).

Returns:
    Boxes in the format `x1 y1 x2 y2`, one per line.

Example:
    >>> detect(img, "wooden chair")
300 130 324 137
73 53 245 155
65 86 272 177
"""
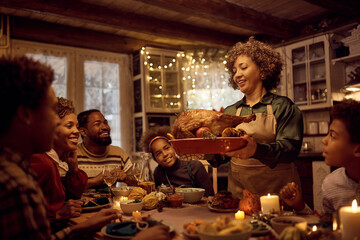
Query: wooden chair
199 160 218 194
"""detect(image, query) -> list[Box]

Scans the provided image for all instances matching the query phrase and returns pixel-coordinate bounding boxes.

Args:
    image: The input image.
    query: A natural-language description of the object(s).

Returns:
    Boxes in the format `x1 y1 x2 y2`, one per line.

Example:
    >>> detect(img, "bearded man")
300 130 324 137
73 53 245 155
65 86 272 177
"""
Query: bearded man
76 109 137 188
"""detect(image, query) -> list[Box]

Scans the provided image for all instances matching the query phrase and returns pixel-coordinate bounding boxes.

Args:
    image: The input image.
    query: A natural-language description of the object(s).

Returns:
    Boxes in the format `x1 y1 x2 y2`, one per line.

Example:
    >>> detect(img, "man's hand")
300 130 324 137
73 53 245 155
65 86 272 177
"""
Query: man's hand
279 182 305 211
224 135 257 159
85 172 104 189
115 168 127 181
56 199 83 220
72 209 122 234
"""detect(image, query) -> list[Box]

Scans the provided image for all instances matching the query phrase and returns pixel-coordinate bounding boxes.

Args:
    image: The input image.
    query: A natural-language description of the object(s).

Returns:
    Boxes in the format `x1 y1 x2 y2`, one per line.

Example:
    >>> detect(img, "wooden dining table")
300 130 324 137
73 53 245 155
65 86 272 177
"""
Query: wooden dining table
69 196 287 240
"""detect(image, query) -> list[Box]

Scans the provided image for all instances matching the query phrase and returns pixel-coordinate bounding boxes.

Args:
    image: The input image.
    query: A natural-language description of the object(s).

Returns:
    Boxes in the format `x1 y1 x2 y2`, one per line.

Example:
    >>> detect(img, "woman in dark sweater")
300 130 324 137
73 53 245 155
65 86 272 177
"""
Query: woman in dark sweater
140 126 214 197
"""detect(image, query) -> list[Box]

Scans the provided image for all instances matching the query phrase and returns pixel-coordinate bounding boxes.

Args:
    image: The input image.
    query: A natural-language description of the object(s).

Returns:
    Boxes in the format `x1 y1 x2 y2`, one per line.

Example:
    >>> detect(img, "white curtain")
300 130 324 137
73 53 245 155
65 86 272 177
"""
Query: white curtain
181 53 243 111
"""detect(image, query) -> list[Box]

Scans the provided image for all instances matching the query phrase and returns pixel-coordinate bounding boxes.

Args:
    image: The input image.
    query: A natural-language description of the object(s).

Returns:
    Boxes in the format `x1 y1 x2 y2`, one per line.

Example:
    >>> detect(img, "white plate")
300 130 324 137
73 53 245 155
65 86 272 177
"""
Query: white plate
82 203 111 212
249 220 271 236
207 203 238 213
101 226 132 240
183 230 199 240
101 220 175 239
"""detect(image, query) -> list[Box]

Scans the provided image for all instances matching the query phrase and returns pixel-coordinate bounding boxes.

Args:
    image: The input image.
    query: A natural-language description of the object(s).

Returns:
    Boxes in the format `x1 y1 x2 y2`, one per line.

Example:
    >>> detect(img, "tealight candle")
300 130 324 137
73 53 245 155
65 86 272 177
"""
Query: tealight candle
260 193 280 214
235 210 245 220
113 200 121 210
339 200 360 240
119 196 128 201
132 210 142 221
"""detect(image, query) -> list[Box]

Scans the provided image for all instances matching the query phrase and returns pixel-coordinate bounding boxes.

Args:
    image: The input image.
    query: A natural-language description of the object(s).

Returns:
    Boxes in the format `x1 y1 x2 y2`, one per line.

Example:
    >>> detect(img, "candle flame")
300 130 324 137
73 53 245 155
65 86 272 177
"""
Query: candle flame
237 210 241 214
267 193 271 197
352 199 358 211
312 225 317 231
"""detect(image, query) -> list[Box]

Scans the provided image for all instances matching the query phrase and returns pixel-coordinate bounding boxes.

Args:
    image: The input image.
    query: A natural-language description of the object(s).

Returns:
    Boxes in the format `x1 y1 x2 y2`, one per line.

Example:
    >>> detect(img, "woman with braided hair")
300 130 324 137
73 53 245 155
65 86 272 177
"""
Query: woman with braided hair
29 97 88 232
140 126 214 196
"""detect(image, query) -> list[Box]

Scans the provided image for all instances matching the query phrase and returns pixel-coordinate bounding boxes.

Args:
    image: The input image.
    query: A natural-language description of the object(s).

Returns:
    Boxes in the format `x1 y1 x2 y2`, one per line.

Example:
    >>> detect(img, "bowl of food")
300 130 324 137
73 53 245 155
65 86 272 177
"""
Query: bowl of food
112 186 137 197
197 216 252 240
270 216 307 235
167 193 184 207
120 199 143 215
176 188 205 203
183 219 204 240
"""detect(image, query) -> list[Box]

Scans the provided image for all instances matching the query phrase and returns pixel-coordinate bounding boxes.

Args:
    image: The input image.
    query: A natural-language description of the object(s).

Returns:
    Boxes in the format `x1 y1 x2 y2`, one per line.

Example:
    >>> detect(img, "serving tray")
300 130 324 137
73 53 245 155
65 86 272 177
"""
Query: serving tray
170 137 247 154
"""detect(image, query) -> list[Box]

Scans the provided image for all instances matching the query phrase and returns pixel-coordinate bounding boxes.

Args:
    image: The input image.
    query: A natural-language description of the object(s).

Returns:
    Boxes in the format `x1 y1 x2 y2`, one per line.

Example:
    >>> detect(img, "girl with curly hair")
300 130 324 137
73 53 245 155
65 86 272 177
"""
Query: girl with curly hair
140 126 214 196
208 37 304 198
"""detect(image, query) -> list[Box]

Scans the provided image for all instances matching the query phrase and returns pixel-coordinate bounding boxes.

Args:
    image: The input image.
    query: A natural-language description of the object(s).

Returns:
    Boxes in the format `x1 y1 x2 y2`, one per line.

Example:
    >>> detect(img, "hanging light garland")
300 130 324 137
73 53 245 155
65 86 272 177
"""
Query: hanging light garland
140 47 184 108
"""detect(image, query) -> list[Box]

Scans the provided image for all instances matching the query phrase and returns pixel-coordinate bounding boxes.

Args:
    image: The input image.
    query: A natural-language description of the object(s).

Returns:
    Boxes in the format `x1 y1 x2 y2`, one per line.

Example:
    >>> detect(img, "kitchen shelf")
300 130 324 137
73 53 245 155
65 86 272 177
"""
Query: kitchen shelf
332 53 360 64
286 35 332 110
311 78 326 82
309 57 325 63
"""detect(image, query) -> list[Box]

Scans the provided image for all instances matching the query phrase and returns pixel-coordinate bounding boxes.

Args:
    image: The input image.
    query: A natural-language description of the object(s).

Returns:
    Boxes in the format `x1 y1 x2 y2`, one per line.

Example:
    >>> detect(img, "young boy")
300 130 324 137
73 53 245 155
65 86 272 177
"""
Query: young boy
280 99 360 215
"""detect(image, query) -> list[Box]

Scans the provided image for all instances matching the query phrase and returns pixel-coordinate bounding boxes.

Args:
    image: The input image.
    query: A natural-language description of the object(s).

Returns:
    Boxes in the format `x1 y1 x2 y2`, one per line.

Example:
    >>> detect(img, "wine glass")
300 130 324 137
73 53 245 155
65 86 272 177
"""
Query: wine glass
132 160 142 182
103 165 118 198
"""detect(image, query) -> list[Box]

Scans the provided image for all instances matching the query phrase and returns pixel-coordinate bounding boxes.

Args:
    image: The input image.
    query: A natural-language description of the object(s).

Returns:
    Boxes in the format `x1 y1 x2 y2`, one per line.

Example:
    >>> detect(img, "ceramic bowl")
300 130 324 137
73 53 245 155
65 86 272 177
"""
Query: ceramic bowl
175 188 205 203
270 216 307 235
112 186 137 197
120 200 143 215
167 193 184 207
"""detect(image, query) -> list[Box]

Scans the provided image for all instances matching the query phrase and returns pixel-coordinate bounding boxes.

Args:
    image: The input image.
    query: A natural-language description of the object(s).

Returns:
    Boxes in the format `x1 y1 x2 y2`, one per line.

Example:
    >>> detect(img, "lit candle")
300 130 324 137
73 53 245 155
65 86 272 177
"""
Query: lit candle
235 210 245 220
312 225 317 232
113 200 121 210
132 210 142 221
339 200 360 240
260 193 280 214
119 196 128 201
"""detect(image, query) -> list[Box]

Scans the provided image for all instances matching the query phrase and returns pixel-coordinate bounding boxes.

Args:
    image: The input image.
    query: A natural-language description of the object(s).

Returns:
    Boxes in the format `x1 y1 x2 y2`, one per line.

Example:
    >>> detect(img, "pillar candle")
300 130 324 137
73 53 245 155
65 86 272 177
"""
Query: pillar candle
339 200 360 240
235 210 245 220
260 193 280 214
132 210 142 221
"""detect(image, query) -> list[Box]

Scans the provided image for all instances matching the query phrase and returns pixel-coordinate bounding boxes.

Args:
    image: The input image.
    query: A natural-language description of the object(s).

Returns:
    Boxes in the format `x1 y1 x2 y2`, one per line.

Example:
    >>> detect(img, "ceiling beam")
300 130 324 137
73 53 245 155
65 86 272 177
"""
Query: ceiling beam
10 16 179 54
135 0 301 39
303 0 360 17
0 0 244 48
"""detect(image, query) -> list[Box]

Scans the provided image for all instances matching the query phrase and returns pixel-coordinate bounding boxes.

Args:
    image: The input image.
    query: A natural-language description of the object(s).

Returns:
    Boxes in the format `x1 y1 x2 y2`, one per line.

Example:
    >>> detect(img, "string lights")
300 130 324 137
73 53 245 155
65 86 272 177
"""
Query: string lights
141 47 183 109
140 47 240 111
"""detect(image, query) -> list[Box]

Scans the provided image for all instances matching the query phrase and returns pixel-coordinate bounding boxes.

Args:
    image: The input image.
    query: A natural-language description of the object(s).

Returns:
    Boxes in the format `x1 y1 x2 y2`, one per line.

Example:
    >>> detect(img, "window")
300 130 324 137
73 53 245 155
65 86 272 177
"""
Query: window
26 54 67 98
84 61 120 146
13 40 131 150
181 55 242 111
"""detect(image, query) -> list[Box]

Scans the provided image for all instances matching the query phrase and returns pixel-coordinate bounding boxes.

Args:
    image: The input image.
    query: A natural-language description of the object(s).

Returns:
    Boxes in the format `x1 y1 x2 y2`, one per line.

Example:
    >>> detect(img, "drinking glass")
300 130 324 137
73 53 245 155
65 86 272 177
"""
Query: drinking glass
132 161 142 182
103 165 118 198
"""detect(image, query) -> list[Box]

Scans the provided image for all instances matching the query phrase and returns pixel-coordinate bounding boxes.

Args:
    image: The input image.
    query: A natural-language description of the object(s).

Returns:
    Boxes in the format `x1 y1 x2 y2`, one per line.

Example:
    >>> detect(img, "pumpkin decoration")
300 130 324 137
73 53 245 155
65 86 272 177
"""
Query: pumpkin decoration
128 187 147 200
238 189 261 215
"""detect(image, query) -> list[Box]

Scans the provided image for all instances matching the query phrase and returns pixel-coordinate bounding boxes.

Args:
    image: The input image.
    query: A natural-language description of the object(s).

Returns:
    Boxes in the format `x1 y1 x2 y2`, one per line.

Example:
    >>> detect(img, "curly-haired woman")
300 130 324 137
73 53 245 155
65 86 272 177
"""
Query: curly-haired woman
208 37 304 198
30 97 88 231
140 126 214 197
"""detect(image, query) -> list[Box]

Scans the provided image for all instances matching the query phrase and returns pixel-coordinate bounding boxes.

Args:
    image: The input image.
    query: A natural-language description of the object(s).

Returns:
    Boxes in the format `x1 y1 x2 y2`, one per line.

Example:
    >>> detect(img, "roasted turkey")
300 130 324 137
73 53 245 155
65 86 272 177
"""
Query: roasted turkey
171 109 256 139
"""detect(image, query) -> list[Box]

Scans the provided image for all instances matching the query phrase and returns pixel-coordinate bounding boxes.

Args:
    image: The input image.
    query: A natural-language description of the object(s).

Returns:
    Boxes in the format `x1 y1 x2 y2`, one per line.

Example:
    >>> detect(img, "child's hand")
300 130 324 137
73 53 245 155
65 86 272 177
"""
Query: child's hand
279 182 305 211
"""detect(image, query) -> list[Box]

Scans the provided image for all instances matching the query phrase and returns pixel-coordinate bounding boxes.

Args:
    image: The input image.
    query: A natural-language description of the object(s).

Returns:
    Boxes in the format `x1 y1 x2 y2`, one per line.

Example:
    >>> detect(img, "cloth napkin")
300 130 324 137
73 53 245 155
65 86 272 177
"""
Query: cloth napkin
82 197 109 207
106 222 139 236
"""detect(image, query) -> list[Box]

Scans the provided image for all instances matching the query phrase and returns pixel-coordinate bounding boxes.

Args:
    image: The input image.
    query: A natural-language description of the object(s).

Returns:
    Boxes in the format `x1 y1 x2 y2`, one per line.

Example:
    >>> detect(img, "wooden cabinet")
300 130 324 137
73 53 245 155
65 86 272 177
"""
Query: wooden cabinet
285 35 334 110
132 47 183 152
275 46 288 97
141 47 183 113
331 53 360 92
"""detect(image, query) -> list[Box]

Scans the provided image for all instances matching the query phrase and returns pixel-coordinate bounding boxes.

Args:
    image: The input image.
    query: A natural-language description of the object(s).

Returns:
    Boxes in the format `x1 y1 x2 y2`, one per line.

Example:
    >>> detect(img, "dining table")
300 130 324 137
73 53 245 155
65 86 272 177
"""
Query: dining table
69 194 288 240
